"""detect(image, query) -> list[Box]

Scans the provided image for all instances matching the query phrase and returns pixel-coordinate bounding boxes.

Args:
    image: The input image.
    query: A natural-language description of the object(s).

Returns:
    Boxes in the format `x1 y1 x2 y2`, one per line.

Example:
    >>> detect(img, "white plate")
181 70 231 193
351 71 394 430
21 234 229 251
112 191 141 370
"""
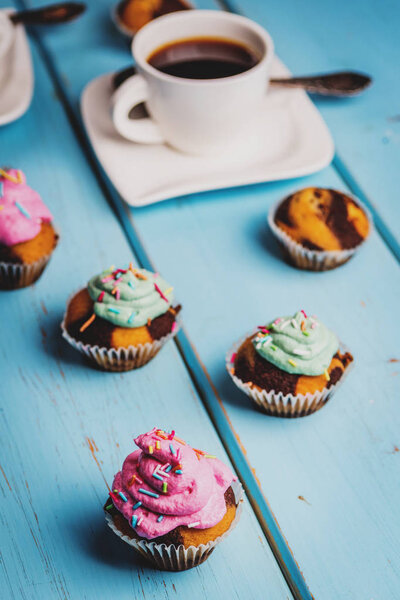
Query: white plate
81 58 334 207
0 10 33 126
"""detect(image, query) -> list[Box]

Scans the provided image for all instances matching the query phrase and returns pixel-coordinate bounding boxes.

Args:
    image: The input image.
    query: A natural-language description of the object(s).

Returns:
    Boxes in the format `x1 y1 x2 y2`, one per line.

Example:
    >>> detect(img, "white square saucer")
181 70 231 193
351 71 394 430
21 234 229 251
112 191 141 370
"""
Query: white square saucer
0 10 33 126
81 57 334 207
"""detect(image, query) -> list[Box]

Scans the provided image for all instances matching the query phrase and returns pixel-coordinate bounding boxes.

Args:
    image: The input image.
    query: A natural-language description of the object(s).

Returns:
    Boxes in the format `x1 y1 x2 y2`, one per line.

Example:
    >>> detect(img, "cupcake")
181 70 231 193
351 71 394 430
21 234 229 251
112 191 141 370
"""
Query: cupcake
113 0 191 37
62 265 181 371
0 168 58 289
268 187 371 271
227 310 353 417
105 428 242 570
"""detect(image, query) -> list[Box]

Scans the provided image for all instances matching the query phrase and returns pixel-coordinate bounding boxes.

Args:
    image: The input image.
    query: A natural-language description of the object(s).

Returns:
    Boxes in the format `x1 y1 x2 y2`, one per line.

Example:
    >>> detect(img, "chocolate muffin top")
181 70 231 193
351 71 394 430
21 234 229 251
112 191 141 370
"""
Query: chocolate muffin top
274 187 370 251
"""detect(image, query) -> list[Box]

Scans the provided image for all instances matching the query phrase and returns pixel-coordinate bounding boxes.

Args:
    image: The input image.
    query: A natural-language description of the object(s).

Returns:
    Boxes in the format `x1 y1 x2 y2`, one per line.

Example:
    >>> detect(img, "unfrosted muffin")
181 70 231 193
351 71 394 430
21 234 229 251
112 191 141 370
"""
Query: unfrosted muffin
62 266 181 371
105 428 242 570
269 187 371 270
227 310 353 417
115 0 191 36
0 168 58 289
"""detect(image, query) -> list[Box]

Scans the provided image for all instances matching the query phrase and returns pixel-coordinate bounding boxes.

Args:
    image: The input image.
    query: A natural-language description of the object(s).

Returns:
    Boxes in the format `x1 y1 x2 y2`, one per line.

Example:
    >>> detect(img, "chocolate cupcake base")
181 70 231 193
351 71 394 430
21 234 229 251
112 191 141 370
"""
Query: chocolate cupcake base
226 333 354 418
105 480 243 571
268 196 372 271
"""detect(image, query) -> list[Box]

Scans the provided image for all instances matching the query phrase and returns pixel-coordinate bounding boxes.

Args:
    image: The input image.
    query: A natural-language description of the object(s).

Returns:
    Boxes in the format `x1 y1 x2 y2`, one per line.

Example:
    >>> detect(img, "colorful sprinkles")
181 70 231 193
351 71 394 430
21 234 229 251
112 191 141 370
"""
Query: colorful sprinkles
79 313 96 333
0 168 20 184
127 311 136 323
154 282 169 303
15 201 31 219
138 488 159 499
188 521 200 528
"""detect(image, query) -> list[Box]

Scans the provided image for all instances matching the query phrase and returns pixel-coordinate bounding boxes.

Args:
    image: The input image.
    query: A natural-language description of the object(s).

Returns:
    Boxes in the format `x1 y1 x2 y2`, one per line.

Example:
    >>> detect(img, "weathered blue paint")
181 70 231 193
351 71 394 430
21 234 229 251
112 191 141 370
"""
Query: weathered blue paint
1 0 399 598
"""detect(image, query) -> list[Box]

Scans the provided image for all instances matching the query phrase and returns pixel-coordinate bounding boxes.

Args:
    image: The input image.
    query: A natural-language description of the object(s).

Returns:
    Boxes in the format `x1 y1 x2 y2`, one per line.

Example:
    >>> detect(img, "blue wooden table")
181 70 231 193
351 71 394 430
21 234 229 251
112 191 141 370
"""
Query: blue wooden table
1 0 399 598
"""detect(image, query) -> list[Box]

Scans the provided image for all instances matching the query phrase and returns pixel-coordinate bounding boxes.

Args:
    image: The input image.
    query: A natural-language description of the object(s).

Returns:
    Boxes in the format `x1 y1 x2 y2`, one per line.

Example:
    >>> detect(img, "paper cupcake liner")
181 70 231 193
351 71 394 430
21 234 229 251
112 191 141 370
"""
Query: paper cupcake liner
61 301 181 372
226 332 353 418
0 253 53 290
105 479 243 571
267 194 373 271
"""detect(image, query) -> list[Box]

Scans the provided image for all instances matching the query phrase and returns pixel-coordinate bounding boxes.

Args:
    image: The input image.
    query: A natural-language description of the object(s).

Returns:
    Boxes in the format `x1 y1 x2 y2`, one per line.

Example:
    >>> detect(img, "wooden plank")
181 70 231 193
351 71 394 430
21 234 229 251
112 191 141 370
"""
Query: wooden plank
223 0 400 256
0 40 292 600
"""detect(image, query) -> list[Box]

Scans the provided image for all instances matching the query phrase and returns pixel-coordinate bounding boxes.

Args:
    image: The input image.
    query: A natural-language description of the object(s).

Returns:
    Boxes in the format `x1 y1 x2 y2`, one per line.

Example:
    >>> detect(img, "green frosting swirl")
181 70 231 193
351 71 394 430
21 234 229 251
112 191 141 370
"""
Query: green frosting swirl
88 267 174 328
253 311 338 376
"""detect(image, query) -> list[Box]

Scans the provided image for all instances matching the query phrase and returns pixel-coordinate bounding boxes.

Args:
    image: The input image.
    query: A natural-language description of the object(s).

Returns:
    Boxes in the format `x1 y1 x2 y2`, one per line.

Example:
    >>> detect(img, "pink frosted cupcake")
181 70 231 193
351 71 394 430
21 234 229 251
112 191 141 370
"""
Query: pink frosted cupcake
105 428 242 570
0 168 58 289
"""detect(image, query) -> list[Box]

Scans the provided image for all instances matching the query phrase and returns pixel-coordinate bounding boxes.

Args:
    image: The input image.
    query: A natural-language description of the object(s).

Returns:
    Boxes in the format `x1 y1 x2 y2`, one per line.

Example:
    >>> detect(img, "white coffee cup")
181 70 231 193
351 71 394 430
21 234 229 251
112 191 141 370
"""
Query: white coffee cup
111 10 274 155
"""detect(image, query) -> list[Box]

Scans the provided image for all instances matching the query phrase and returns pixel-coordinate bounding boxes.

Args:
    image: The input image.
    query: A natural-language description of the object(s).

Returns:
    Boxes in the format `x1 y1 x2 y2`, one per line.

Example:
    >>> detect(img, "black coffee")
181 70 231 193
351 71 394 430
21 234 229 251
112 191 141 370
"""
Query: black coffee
147 37 259 79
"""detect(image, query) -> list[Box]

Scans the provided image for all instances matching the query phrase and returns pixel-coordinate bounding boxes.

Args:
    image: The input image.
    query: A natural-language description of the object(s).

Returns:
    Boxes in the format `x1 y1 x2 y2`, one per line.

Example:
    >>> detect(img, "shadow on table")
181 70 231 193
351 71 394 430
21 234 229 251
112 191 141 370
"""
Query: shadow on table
214 365 268 415
252 219 300 270
39 311 109 373
68 508 150 571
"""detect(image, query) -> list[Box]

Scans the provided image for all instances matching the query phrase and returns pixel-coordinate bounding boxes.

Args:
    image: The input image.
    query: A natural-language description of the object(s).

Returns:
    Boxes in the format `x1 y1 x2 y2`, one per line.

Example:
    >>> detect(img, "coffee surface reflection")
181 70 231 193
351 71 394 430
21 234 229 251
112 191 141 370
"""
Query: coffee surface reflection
147 37 259 79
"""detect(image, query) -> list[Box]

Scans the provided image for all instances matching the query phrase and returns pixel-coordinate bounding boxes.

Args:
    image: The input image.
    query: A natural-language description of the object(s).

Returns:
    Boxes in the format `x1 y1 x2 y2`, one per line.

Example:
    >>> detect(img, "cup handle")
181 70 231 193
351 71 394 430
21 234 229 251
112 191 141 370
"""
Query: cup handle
111 74 165 144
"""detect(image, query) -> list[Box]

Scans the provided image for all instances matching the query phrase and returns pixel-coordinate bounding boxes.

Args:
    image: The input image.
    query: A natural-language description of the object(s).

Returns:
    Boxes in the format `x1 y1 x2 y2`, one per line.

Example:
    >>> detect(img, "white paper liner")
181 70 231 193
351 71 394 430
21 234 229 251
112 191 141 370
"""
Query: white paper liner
0 252 53 290
61 293 181 371
105 479 243 571
226 332 354 418
267 193 373 271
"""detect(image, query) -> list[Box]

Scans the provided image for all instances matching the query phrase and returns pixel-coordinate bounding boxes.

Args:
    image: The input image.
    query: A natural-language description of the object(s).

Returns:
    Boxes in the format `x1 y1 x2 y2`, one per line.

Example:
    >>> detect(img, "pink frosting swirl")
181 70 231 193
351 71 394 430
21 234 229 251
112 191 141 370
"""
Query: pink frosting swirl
110 428 236 539
0 169 53 246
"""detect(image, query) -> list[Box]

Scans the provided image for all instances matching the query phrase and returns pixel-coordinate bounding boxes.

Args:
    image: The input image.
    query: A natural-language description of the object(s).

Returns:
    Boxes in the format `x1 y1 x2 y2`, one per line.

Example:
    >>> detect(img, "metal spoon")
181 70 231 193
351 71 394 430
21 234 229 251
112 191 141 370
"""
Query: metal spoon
270 71 372 96
10 2 86 26
113 65 371 97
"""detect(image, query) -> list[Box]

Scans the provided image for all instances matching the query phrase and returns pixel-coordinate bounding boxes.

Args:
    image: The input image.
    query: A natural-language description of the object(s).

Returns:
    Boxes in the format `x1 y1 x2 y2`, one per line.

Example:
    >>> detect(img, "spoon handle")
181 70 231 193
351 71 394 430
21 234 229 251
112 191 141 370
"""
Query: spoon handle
10 2 86 26
270 71 372 96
